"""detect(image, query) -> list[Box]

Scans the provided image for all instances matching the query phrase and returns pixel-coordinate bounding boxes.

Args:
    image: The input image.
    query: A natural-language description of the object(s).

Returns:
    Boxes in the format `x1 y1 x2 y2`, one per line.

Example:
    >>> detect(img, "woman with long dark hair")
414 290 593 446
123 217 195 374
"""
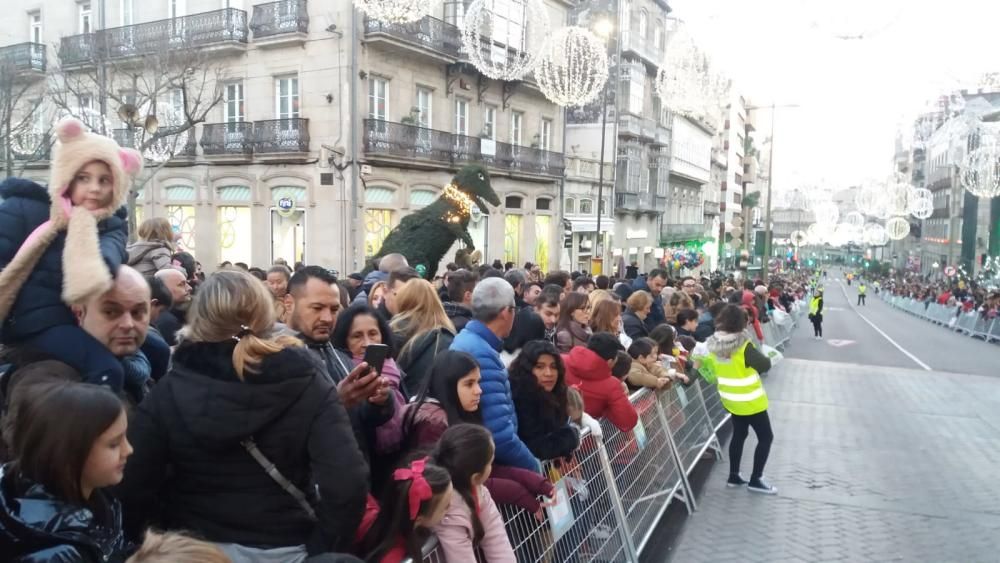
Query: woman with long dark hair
0 381 133 561
555 292 592 352
402 350 483 449
508 340 580 461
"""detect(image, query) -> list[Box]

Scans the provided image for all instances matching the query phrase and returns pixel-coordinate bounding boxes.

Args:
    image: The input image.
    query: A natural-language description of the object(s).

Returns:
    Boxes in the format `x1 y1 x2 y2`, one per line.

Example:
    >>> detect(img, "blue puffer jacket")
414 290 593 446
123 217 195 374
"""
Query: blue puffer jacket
632 276 666 331
0 178 128 342
450 320 539 472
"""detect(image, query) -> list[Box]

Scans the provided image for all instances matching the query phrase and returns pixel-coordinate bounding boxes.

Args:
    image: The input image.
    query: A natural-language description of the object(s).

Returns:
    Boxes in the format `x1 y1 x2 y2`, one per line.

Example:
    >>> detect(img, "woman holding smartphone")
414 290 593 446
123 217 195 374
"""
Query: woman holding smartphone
332 304 407 490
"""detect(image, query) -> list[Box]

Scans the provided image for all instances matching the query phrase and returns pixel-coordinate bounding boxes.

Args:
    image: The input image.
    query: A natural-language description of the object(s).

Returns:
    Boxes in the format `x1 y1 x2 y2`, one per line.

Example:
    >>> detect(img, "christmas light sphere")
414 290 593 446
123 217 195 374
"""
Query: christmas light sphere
833 223 861 246
844 211 865 228
461 0 550 81
960 140 1000 198
855 180 884 214
863 222 889 246
909 196 933 220
654 24 713 118
790 230 808 246
885 217 911 240
536 26 609 108
354 0 432 24
807 223 833 245
813 201 840 225
884 176 915 216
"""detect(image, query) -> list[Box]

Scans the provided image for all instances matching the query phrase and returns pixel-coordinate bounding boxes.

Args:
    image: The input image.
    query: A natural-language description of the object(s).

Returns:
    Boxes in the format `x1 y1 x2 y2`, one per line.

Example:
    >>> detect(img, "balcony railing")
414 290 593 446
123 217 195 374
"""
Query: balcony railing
615 192 640 210
661 223 706 242
201 122 254 156
112 127 197 157
364 15 461 59
254 118 310 153
60 8 248 65
619 114 655 139
251 0 309 38
363 120 564 176
0 42 46 73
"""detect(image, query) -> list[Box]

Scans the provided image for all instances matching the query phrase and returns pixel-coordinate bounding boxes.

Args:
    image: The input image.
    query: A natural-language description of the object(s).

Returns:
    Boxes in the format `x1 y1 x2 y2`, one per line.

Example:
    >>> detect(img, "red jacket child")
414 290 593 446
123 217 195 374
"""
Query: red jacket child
563 334 638 433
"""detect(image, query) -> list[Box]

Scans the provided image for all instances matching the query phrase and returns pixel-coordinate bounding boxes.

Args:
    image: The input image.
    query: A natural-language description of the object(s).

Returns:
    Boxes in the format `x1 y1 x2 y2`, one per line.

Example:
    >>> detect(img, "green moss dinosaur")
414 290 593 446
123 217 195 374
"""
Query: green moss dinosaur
368 164 499 279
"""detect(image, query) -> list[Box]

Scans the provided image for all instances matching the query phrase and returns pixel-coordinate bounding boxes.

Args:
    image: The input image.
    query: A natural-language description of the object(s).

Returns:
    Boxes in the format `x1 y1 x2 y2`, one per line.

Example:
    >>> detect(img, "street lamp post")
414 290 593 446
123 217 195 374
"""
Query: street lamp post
593 16 615 275
745 102 800 281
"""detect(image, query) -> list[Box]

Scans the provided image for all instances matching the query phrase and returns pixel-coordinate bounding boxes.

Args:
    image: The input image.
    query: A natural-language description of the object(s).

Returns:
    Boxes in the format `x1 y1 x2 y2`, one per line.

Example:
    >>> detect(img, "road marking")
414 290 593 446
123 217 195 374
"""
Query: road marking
838 281 932 371
827 339 855 347
825 306 846 311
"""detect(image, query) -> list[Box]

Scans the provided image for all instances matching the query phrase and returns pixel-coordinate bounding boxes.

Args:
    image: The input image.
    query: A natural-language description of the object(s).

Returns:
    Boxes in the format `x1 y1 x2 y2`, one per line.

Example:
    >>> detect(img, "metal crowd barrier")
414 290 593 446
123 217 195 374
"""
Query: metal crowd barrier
881 294 1000 343
414 298 815 563
418 377 736 562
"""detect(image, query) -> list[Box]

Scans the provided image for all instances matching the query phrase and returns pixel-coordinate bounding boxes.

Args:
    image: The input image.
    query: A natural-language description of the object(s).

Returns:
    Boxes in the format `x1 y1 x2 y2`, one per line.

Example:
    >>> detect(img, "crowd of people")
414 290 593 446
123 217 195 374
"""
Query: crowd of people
0 119 810 562
878 271 1000 321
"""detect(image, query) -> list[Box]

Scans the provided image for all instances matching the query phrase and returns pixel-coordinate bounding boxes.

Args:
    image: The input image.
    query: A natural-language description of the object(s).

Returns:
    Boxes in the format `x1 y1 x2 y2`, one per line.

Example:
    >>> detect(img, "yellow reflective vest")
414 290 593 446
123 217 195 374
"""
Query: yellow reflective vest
809 296 821 316
858 284 867 295
704 341 769 416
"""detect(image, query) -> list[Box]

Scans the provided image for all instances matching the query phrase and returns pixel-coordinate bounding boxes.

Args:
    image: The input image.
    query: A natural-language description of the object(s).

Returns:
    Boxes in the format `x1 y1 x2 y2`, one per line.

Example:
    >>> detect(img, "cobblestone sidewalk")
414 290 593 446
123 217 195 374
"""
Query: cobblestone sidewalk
667 359 1000 563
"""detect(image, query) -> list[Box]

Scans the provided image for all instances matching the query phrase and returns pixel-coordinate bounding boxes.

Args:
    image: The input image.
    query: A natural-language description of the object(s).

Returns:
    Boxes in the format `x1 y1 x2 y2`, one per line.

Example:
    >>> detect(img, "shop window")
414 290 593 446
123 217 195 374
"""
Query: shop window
504 214 521 265
364 209 393 259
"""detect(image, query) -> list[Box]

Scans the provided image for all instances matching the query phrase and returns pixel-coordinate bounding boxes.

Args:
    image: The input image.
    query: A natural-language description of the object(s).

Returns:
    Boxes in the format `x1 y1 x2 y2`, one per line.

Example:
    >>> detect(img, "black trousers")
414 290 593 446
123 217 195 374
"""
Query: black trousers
811 316 823 336
729 410 773 481
857 294 866 305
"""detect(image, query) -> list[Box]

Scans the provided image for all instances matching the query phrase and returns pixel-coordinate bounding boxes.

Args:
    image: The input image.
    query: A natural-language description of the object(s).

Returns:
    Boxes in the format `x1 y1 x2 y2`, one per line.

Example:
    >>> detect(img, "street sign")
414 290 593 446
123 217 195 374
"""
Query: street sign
944 266 956 277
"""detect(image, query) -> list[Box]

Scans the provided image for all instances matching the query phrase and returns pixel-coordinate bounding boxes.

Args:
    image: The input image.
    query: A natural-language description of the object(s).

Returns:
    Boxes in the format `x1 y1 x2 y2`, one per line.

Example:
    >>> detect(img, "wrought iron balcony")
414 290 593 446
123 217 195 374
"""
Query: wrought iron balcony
0 43 46 75
251 0 309 39
615 192 640 211
60 8 248 66
363 120 564 177
254 118 310 154
201 122 254 157
660 222 706 243
364 15 461 61
112 127 197 158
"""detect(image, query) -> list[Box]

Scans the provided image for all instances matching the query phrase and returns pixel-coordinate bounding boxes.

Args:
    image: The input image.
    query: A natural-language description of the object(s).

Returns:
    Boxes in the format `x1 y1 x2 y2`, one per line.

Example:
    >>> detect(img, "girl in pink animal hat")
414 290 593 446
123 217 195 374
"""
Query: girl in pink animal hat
0 118 143 391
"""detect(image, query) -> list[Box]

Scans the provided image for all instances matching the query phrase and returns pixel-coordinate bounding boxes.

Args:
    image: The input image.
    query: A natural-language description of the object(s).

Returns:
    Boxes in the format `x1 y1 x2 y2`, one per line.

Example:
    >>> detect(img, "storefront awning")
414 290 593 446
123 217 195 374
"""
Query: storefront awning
568 219 615 234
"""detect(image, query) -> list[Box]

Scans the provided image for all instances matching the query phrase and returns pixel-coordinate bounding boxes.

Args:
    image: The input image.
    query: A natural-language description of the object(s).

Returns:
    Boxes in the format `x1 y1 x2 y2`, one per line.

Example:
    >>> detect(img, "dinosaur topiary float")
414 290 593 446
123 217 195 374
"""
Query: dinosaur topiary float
368 164 499 279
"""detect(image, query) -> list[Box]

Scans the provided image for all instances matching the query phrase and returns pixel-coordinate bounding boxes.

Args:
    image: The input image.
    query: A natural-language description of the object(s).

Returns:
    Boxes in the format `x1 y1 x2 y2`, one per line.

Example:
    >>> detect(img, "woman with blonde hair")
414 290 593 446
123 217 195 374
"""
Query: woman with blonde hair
127 217 175 277
394 279 457 395
116 270 368 561
127 530 232 563
587 289 614 309
368 280 388 310
664 291 694 326
623 290 653 340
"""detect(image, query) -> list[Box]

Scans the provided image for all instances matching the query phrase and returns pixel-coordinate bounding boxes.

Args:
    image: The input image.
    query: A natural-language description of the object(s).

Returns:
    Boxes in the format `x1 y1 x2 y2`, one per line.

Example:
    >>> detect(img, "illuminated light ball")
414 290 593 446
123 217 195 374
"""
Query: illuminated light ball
461 0 550 81
863 222 890 246
844 211 865 228
789 230 808 246
885 217 911 241
536 26 609 108
354 0 432 24
960 140 1000 198
910 197 933 220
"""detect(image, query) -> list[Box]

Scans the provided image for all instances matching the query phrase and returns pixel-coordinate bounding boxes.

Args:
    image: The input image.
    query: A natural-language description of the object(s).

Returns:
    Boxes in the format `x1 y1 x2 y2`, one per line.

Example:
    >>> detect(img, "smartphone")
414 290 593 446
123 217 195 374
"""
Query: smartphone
362 343 390 376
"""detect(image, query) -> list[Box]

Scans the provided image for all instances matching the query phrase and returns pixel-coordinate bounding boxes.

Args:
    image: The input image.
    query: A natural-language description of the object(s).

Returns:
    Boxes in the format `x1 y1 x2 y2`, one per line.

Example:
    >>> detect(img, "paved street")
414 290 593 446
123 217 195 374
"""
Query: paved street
659 275 1000 562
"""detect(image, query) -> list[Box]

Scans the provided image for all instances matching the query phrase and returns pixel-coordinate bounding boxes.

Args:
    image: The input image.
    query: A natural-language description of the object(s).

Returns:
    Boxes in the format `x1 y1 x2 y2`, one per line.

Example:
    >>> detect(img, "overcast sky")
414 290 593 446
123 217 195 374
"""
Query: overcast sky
671 0 1000 195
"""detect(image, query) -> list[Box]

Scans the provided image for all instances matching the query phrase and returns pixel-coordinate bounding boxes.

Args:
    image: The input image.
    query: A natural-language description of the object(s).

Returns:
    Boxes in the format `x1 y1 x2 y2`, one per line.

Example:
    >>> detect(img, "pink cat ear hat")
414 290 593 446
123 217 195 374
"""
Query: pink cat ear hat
0 118 144 323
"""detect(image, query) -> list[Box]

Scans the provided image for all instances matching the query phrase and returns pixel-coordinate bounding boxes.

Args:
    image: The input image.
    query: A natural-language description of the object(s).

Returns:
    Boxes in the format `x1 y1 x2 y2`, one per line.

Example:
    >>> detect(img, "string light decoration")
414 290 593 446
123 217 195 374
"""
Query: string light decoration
141 102 190 164
863 222 889 246
790 230 808 247
844 211 865 228
535 26 609 108
440 183 475 224
354 0 432 24
960 137 1000 198
884 174 915 216
909 188 933 219
885 216 911 240
655 25 715 118
9 131 47 157
461 0 550 81
833 223 862 246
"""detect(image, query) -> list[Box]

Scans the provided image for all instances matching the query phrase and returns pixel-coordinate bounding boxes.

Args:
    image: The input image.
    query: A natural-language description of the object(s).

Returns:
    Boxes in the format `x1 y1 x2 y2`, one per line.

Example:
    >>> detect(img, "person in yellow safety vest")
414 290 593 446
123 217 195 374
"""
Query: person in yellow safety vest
809 290 824 339
696 304 776 494
857 282 867 306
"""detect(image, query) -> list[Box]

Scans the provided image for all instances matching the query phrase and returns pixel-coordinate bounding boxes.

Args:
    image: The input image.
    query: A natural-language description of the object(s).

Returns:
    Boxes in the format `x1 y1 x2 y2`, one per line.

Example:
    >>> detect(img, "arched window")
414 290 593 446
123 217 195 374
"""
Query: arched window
364 186 396 259
579 198 594 215
654 21 663 48
536 197 551 211
217 186 252 266
639 9 648 39
564 197 576 214
409 188 437 208
164 185 196 251
505 195 523 209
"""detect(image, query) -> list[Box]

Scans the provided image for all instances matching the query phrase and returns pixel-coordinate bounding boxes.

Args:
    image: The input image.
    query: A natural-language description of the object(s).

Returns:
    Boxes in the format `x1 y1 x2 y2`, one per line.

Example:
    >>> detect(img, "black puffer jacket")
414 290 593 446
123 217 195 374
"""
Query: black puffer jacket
397 327 455 397
0 465 132 562
622 310 650 340
443 302 473 333
0 178 128 342
509 378 580 462
115 341 368 553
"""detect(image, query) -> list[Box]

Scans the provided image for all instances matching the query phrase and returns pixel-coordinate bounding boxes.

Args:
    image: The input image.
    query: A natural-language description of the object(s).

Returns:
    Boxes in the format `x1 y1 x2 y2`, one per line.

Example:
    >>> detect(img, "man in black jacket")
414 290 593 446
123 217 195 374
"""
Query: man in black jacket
503 284 562 353
152 268 192 346
284 267 393 463
443 269 477 332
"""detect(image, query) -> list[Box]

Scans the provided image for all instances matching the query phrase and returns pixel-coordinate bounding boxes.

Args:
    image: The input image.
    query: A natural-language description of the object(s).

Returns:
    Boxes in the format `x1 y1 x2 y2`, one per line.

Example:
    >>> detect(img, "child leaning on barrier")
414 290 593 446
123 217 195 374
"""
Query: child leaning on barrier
625 337 672 391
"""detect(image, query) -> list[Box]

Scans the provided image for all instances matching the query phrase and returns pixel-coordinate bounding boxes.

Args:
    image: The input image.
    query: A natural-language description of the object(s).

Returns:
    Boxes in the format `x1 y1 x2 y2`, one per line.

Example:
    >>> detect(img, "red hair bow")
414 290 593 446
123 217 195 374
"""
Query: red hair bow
393 457 433 520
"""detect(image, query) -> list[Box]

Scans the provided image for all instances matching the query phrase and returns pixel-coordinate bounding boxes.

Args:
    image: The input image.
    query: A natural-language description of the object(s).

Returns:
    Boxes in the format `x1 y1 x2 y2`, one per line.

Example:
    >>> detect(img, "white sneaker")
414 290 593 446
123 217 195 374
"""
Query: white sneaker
748 478 778 495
